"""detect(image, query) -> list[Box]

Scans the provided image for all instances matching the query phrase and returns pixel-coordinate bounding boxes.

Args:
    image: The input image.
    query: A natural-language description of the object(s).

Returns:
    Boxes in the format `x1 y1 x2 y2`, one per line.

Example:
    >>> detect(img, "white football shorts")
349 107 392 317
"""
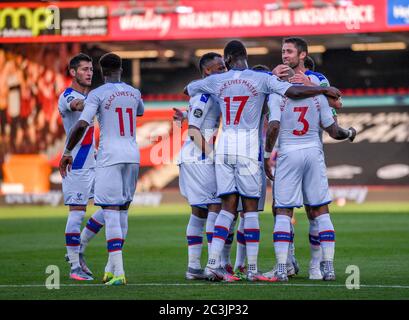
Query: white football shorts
94 163 139 206
274 147 331 208
237 161 266 212
179 162 221 207
62 168 95 206
215 154 262 199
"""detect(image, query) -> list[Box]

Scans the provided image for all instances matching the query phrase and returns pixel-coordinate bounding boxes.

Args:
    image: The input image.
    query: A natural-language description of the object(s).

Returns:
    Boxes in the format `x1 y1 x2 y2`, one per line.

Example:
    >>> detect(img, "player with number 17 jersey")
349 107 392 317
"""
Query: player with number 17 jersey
79 82 144 206
187 69 291 198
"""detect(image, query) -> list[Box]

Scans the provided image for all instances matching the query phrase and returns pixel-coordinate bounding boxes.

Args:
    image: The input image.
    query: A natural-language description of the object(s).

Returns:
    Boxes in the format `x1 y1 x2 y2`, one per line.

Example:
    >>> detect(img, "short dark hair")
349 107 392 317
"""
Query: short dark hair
283 37 308 55
304 56 315 71
69 53 92 70
99 52 122 76
251 64 270 72
199 52 222 74
224 40 247 60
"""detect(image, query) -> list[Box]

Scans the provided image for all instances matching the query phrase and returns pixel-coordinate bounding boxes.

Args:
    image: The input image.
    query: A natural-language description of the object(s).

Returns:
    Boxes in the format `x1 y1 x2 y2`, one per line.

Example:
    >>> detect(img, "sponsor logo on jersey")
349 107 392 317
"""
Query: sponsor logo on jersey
63 88 73 97
200 93 210 103
193 109 203 118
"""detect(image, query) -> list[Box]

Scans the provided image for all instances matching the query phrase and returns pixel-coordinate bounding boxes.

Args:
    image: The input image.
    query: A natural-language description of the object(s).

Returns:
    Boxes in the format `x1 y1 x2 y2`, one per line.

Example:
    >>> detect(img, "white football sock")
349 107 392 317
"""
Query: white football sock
316 213 336 262
120 210 128 247
221 218 236 267
309 218 322 267
80 208 104 254
234 215 246 270
186 214 206 269
207 210 235 269
65 210 85 270
273 215 291 265
244 211 260 273
286 223 295 265
104 209 124 277
206 211 218 255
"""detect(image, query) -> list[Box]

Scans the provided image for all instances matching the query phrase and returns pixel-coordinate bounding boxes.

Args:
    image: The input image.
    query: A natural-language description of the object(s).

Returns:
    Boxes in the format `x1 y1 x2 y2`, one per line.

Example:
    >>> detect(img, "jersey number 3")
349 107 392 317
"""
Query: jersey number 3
115 107 134 136
224 96 249 125
293 106 309 136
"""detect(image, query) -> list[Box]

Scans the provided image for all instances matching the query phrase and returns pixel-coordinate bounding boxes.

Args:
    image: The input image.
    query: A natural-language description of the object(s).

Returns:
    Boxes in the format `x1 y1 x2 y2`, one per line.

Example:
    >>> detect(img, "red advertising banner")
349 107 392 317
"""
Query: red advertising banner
0 0 408 43
110 0 398 41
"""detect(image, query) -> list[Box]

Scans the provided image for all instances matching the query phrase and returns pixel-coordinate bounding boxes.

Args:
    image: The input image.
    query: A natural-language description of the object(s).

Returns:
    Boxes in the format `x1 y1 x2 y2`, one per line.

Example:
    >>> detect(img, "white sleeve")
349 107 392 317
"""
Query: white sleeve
79 90 99 125
187 94 209 128
267 93 283 123
58 93 75 113
319 96 335 128
137 99 144 116
266 74 293 97
309 73 330 87
186 77 215 97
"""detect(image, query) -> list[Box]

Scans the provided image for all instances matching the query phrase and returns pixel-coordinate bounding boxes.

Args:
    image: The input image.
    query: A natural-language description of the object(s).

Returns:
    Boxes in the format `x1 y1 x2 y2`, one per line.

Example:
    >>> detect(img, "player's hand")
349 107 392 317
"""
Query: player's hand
70 99 84 111
327 96 343 110
172 108 185 121
59 155 73 178
272 64 291 78
289 71 312 85
323 86 341 99
348 127 356 142
264 158 274 181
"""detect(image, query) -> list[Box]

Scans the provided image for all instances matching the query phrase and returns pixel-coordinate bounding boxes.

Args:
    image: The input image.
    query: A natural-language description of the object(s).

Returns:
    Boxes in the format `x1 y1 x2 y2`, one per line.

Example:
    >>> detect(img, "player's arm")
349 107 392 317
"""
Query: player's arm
187 94 214 159
264 94 282 181
59 92 98 178
184 77 214 97
264 120 280 181
324 123 355 141
137 99 145 117
188 125 214 159
172 107 188 123
288 71 314 86
266 73 341 100
59 120 89 178
69 99 85 111
319 96 355 141
285 85 341 100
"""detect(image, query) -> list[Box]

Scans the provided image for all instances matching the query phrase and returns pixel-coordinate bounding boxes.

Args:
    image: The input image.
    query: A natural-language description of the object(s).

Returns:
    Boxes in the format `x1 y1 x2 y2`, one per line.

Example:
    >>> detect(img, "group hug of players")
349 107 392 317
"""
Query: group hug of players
176 37 356 283
58 37 356 286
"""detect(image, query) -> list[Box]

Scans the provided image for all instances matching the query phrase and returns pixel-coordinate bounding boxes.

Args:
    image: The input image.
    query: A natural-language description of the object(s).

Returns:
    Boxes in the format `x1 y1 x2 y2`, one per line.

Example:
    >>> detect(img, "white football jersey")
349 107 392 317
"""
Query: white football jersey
187 69 292 160
58 87 95 170
80 82 144 167
179 93 220 163
268 93 334 153
305 70 330 87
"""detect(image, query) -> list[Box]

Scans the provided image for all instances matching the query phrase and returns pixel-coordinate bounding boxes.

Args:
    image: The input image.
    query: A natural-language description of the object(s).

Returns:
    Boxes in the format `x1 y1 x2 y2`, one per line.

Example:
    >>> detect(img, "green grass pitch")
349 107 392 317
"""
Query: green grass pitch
0 202 409 300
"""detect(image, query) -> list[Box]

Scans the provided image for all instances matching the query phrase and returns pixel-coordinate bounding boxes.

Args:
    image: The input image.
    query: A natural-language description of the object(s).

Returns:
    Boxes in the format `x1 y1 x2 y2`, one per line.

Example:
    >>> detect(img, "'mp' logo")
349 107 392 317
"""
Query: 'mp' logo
0 6 60 36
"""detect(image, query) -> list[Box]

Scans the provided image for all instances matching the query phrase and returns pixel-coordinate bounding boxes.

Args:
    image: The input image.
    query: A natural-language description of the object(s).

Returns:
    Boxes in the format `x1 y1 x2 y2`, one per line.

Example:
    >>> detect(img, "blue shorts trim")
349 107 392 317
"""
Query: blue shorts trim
94 203 127 207
65 203 88 206
218 191 239 198
304 200 332 207
274 205 303 209
191 202 222 207
239 193 260 200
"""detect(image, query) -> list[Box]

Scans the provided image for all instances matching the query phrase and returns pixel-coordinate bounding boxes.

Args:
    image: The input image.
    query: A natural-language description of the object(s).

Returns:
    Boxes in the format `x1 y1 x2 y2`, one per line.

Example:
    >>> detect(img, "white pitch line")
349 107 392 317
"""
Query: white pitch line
1 283 409 289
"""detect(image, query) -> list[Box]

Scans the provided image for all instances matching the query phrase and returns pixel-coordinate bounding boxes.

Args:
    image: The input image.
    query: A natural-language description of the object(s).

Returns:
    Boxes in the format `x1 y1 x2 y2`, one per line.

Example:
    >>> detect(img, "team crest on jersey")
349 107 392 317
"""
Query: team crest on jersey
200 94 210 103
75 193 83 201
193 109 203 118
